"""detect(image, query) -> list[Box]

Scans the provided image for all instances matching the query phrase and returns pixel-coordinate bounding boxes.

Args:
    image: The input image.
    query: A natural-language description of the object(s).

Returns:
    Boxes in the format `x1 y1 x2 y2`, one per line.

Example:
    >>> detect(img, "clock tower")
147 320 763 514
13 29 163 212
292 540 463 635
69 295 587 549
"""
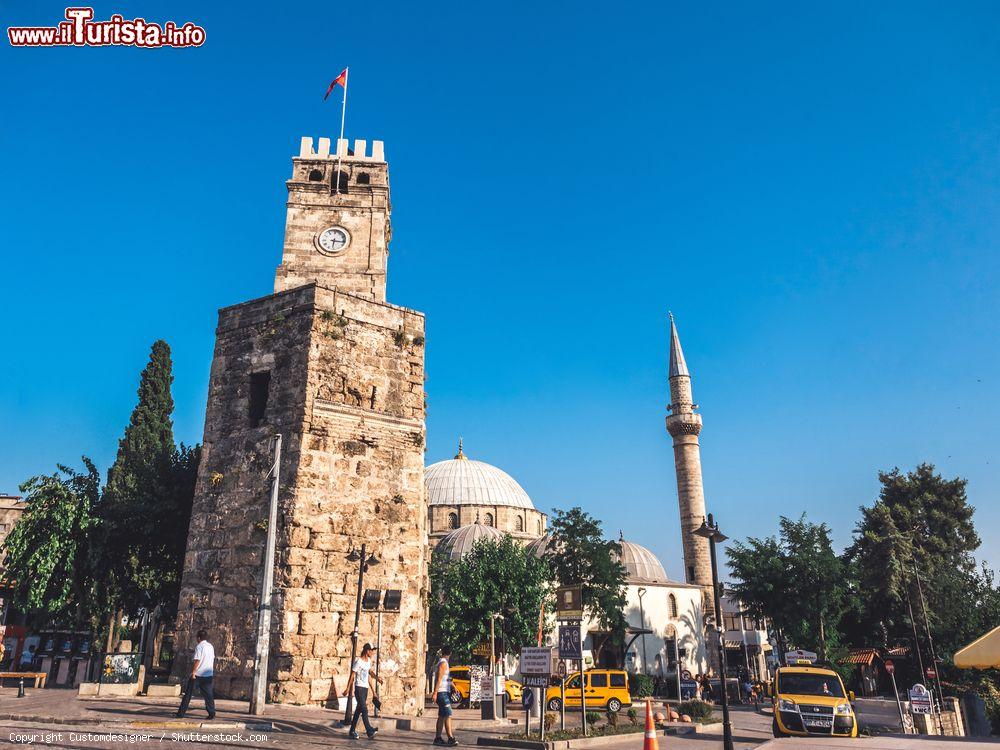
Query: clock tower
275 137 390 302
173 134 427 714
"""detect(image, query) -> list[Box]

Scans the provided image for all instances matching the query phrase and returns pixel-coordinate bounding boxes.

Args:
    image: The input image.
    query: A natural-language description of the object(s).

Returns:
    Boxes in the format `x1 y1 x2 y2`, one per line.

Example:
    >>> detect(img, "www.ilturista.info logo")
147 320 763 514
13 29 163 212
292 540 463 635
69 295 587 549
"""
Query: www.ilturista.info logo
8 7 205 48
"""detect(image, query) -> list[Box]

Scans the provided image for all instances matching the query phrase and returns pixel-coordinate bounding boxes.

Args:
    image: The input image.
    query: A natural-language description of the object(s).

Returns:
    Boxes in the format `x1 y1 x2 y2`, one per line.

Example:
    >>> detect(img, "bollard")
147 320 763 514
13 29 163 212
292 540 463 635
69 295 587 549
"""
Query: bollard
18 677 25 698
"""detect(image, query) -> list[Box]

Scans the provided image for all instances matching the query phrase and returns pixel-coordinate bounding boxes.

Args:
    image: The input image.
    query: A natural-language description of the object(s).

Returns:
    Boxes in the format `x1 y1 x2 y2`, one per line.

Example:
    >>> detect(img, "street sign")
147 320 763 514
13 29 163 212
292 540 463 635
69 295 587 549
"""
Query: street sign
522 689 535 708
884 659 895 675
520 646 552 675
909 684 933 715
522 675 549 689
925 666 937 679
558 625 582 660
556 585 584 619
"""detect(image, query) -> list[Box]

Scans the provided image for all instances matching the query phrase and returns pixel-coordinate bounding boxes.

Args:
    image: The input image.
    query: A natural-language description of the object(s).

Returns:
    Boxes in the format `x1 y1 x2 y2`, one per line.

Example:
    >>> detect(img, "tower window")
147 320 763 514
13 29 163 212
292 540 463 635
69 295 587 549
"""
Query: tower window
687 565 695 583
448 512 458 530
308 169 324 182
483 513 494 527
332 171 349 193
356 172 370 185
515 516 524 532
668 594 678 619
249 371 271 427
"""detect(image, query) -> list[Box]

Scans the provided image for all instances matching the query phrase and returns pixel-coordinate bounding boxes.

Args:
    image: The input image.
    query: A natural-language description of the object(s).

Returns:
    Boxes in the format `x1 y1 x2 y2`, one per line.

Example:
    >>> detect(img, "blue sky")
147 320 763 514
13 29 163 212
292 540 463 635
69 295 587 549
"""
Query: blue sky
2 1 998 578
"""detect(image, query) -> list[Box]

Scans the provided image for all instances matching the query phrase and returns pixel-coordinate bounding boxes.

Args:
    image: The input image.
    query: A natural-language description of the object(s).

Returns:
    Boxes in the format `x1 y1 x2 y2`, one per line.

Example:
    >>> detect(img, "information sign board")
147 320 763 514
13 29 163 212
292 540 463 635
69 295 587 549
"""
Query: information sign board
520 647 552 675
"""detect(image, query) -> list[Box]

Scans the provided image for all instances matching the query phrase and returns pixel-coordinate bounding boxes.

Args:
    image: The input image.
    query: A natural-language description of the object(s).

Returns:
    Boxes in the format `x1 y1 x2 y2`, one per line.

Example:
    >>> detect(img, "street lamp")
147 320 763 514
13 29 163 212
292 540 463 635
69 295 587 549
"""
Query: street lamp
343 544 380 725
636 587 648 675
693 513 733 750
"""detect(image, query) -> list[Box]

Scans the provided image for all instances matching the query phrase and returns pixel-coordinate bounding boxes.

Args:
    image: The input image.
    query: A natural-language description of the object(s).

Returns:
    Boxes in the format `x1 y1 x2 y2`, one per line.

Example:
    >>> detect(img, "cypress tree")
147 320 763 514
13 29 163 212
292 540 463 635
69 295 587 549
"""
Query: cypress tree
98 341 177 630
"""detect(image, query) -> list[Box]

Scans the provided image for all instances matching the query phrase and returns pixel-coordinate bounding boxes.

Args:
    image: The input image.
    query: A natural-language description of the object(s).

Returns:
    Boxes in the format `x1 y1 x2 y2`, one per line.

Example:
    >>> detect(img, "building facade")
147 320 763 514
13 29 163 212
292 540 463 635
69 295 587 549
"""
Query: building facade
172 136 428 714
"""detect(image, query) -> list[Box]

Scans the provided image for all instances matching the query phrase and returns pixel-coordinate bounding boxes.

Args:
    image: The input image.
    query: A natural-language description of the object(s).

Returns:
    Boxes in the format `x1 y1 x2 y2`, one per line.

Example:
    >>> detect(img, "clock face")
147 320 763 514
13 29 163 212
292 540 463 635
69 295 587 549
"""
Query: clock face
317 226 350 255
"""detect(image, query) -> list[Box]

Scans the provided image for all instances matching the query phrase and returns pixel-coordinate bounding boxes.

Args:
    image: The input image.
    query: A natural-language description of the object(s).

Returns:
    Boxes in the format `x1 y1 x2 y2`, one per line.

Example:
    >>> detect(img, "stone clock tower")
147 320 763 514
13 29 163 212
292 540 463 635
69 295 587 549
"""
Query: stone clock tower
172 136 427 714
275 137 391 301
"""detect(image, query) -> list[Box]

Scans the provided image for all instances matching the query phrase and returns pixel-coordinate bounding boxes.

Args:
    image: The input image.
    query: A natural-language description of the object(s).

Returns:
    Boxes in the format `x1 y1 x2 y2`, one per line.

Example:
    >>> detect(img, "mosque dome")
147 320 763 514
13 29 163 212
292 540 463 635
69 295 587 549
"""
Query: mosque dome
434 522 505 562
425 440 535 510
525 534 554 558
616 538 669 583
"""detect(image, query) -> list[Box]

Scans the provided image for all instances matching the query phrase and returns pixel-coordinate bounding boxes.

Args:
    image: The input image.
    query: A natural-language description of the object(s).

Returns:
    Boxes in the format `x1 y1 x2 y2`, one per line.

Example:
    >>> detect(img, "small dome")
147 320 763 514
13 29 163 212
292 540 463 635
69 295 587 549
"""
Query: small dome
425 440 535 510
434 522 505 562
616 538 669 583
525 534 553 558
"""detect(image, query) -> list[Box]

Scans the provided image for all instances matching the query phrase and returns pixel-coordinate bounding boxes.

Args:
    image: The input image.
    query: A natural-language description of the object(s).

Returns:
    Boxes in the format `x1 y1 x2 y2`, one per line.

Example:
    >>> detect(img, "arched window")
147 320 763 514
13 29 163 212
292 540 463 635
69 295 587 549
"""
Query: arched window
668 594 678 619
448 512 458 530
484 513 494 527
515 516 524 532
356 172 371 185
308 169 324 182
536 519 542 534
332 171 349 193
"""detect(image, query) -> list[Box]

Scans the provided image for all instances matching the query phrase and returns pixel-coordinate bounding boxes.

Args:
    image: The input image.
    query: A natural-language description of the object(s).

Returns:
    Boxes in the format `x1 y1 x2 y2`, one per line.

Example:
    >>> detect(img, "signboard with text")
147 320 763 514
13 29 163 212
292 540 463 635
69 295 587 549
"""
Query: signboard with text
520 646 552 676
909 684 933 715
555 586 584 619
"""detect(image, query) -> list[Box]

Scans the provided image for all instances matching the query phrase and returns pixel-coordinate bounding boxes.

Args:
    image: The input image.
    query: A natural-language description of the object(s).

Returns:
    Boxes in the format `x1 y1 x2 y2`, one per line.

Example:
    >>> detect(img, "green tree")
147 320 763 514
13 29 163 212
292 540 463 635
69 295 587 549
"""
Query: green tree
544 507 627 664
429 534 550 662
97 340 189 636
846 464 980 654
727 515 848 662
4 459 100 627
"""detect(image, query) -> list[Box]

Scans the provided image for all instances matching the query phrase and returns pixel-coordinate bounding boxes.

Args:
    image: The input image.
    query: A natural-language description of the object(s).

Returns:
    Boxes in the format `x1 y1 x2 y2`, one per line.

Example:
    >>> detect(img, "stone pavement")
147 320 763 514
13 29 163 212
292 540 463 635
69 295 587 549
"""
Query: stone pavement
0 690 775 749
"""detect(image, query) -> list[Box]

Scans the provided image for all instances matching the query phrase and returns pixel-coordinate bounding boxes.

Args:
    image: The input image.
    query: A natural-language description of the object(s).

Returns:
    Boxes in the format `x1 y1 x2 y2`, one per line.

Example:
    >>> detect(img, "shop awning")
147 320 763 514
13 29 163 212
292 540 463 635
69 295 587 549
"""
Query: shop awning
842 648 877 666
724 640 743 649
955 625 1000 669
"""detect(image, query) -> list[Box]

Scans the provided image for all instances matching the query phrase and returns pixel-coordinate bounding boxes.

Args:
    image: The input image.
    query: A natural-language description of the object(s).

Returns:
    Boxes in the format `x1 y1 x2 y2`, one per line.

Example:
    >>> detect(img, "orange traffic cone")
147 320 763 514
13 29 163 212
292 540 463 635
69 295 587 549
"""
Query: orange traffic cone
643 699 659 750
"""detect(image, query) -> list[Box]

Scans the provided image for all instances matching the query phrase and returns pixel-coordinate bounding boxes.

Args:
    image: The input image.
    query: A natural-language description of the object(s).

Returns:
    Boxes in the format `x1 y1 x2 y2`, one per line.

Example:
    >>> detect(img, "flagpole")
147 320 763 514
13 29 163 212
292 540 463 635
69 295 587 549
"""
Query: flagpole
334 67 349 194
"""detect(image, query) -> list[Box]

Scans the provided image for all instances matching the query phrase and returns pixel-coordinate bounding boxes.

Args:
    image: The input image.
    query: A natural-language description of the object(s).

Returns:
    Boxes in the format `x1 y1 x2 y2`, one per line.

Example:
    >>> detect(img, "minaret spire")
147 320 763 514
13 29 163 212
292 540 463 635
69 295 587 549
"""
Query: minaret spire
665 314 718 667
668 312 689 378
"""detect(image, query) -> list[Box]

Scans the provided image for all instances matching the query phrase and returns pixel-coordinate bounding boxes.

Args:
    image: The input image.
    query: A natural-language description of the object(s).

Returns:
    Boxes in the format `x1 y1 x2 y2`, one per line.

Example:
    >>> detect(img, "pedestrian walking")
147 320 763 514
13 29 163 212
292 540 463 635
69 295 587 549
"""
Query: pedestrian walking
431 646 457 746
346 643 382 739
176 630 216 720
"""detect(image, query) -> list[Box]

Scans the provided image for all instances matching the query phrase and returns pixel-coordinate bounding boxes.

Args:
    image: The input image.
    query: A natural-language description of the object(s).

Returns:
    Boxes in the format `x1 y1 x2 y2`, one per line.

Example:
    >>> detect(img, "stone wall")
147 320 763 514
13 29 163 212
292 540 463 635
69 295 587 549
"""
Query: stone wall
173 283 427 715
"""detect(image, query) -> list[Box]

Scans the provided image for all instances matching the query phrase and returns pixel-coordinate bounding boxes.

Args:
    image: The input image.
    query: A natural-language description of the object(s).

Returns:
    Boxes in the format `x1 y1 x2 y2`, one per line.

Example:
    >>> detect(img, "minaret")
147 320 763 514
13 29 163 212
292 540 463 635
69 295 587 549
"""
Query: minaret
665 314 716 626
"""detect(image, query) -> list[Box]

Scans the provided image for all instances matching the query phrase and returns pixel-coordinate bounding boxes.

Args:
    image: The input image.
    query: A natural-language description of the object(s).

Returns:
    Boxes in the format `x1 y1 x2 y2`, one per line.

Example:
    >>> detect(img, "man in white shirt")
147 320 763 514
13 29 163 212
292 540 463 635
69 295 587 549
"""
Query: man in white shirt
176 630 216 720
345 643 382 739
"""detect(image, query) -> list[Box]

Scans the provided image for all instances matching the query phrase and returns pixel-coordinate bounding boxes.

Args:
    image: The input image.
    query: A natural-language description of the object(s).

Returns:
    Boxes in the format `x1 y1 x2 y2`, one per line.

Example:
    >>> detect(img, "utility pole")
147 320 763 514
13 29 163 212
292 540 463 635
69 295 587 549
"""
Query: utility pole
912 560 947 732
694 514 734 750
250 434 282 716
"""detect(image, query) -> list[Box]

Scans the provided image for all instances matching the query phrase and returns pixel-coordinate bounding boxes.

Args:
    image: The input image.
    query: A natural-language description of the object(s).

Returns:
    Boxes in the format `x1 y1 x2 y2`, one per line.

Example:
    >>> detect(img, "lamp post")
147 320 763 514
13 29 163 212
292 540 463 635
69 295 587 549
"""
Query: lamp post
694 513 734 750
637 587 648 675
342 544 380 725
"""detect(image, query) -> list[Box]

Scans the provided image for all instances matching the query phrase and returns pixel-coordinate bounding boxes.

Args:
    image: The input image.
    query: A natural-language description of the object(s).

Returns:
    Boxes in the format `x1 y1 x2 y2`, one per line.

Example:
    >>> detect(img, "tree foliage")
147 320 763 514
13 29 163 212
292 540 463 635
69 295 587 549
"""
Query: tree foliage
544 507 627 661
94 340 200 625
429 534 551 663
845 463 980 653
727 515 848 661
5 459 100 627
3 340 200 638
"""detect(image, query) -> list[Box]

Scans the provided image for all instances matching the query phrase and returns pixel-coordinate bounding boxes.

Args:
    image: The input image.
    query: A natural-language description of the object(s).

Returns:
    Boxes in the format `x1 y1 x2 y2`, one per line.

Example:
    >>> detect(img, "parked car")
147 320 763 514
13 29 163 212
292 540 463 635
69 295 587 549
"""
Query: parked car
448 665 523 706
545 669 632 712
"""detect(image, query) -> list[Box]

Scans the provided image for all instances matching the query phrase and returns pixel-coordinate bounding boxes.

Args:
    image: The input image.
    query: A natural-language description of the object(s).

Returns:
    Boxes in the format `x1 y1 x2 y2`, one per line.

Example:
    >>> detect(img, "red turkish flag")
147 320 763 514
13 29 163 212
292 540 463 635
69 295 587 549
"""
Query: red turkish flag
324 69 348 101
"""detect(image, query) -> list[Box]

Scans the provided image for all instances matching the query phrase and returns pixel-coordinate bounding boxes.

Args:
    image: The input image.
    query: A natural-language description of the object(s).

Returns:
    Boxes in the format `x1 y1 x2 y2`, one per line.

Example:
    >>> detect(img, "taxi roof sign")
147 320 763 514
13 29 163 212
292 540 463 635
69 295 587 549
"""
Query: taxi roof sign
784 649 817 665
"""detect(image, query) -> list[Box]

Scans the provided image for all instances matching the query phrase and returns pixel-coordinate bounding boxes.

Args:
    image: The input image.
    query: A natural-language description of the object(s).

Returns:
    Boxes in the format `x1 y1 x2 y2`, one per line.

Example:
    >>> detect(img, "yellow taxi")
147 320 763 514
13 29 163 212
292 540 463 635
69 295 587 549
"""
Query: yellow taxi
771 664 858 738
447 665 523 706
545 669 632 713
